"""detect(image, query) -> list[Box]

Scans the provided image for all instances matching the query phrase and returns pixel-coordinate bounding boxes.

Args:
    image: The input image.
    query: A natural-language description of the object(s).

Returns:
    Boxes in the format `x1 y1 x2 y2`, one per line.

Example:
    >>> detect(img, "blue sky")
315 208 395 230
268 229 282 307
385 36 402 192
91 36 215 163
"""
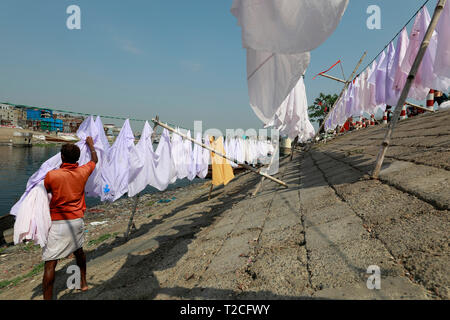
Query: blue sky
0 0 437 132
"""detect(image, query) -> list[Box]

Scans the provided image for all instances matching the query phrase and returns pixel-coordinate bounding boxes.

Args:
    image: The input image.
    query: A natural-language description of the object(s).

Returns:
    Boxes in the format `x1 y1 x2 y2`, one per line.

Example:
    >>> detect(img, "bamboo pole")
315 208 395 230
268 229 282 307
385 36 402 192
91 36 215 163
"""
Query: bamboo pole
372 0 447 179
125 194 140 239
125 116 160 240
290 136 299 161
152 118 288 188
208 184 214 200
319 73 346 84
253 145 278 196
312 52 367 143
404 101 435 113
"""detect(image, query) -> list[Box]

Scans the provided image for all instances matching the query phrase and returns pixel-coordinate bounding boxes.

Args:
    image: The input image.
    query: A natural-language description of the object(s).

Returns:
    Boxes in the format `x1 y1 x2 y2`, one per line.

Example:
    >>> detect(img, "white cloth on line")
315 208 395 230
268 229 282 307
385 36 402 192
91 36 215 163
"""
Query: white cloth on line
433 0 450 86
231 0 349 54
101 119 135 202
10 116 107 216
128 121 156 197
231 0 348 132
266 76 315 142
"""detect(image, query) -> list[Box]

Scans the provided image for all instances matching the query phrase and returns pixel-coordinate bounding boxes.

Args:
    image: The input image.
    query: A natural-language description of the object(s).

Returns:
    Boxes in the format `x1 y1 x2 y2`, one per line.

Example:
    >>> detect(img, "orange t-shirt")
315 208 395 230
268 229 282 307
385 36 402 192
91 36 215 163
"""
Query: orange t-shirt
44 161 96 221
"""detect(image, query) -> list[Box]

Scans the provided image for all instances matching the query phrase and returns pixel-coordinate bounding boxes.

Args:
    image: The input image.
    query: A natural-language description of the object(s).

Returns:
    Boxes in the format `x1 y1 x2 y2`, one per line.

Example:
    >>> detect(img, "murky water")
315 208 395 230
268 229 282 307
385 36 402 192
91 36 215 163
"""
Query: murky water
0 145 204 216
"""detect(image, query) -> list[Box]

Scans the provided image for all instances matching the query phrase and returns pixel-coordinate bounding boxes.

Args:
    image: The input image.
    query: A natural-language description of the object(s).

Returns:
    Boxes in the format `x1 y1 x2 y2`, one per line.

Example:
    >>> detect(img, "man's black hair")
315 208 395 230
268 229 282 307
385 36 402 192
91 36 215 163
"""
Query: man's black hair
61 143 80 164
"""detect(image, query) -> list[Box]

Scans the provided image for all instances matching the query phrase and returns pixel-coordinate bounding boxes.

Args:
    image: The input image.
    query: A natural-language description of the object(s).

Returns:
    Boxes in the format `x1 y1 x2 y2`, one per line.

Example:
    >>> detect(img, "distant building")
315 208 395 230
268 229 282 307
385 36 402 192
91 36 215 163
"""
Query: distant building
0 104 27 127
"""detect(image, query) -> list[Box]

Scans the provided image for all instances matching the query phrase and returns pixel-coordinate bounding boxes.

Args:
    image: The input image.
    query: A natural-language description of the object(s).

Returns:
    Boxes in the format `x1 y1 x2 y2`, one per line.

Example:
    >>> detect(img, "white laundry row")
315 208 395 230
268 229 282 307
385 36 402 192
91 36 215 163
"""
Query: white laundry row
325 3 450 131
11 116 277 247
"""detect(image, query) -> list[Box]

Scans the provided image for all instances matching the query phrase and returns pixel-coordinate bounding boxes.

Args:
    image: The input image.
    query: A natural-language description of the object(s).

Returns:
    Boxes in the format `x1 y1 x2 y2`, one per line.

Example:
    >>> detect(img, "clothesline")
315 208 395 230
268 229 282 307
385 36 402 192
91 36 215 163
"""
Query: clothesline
355 0 431 78
0 101 194 134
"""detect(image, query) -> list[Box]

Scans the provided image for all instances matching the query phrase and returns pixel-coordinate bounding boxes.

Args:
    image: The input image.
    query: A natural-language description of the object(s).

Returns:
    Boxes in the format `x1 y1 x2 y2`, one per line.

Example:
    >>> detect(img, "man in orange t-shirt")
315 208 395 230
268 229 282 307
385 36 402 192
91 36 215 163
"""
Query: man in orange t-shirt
42 137 98 300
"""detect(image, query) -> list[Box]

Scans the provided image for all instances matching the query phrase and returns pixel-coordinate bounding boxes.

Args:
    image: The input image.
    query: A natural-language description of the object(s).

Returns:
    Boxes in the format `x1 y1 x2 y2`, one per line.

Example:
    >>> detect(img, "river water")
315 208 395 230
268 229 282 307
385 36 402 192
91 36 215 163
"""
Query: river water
0 145 204 217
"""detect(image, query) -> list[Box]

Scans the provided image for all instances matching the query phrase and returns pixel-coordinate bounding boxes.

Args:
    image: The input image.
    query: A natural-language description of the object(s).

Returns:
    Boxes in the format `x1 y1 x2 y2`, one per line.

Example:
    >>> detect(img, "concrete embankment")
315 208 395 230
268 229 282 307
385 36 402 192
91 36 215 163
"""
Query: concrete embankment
0 110 448 300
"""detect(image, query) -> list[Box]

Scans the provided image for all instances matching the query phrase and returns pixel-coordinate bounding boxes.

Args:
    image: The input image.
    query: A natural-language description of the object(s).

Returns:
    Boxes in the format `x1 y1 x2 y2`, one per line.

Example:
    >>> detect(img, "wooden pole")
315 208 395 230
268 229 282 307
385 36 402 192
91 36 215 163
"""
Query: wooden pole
312 52 367 143
319 73 346 84
125 194 140 239
404 101 435 113
124 116 160 240
152 118 289 188
290 136 299 161
208 184 214 200
253 145 278 197
372 0 447 179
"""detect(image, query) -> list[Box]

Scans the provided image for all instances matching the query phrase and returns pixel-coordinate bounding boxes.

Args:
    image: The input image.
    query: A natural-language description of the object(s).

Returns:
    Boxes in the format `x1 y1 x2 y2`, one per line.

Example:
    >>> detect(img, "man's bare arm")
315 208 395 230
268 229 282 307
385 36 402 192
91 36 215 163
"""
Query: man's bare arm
86 137 98 164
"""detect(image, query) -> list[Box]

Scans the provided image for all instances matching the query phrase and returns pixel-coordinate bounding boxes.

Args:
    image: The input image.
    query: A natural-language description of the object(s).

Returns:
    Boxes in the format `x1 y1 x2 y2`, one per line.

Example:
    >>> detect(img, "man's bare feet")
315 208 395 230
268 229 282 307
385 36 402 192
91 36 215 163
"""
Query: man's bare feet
77 285 89 292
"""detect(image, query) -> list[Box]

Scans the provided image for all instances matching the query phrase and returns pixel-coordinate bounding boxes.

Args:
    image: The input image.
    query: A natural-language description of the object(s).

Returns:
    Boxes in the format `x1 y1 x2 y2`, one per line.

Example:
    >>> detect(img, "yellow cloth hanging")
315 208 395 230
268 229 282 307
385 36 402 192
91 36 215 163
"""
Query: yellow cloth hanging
210 136 235 186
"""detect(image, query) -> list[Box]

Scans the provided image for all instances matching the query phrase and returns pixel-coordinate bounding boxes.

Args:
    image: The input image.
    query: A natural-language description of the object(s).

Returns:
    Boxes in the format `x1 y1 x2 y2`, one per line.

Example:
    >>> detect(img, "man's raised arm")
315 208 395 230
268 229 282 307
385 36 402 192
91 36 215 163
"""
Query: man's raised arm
86 137 98 164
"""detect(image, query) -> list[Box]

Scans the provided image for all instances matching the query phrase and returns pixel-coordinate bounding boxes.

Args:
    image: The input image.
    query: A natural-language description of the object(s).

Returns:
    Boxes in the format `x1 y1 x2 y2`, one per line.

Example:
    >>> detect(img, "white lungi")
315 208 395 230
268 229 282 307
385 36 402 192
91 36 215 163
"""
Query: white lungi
42 218 85 261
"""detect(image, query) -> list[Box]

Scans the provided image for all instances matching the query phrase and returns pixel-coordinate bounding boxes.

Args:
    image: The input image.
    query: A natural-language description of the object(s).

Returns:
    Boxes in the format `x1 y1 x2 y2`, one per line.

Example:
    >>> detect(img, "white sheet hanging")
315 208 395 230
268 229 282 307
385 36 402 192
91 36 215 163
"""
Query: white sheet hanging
400 7 433 101
101 119 135 202
10 116 106 216
153 128 178 191
185 131 196 181
433 0 450 87
232 0 348 131
388 28 410 106
231 0 349 54
128 121 155 197
383 42 397 107
375 50 387 105
266 77 315 142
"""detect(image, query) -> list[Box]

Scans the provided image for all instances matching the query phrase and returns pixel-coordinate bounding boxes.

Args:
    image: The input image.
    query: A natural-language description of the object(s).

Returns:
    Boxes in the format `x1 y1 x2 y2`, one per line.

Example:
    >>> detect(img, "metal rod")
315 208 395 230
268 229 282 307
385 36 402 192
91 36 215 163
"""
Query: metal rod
372 0 447 179
152 118 288 188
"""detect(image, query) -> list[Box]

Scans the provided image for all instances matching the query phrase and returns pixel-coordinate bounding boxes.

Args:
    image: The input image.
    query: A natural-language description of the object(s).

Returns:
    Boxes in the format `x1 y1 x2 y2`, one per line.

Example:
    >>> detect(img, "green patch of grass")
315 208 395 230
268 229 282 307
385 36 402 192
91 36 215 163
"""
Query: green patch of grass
0 247 6 255
146 201 155 207
22 242 40 252
0 262 45 290
88 232 119 247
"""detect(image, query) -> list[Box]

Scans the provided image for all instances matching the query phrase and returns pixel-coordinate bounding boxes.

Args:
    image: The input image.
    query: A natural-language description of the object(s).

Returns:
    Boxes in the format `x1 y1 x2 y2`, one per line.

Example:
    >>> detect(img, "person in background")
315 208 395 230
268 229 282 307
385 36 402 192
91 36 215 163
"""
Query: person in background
42 137 98 300
434 91 449 106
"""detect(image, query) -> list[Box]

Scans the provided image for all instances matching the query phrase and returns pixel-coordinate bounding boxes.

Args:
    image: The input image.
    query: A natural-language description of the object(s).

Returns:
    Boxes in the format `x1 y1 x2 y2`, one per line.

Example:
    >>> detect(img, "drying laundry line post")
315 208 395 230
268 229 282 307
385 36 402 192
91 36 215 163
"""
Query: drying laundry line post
319 73 347 84
125 194 140 240
372 0 447 179
312 51 367 144
289 136 299 162
152 118 289 188
404 101 435 113
252 146 278 197
124 116 160 240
